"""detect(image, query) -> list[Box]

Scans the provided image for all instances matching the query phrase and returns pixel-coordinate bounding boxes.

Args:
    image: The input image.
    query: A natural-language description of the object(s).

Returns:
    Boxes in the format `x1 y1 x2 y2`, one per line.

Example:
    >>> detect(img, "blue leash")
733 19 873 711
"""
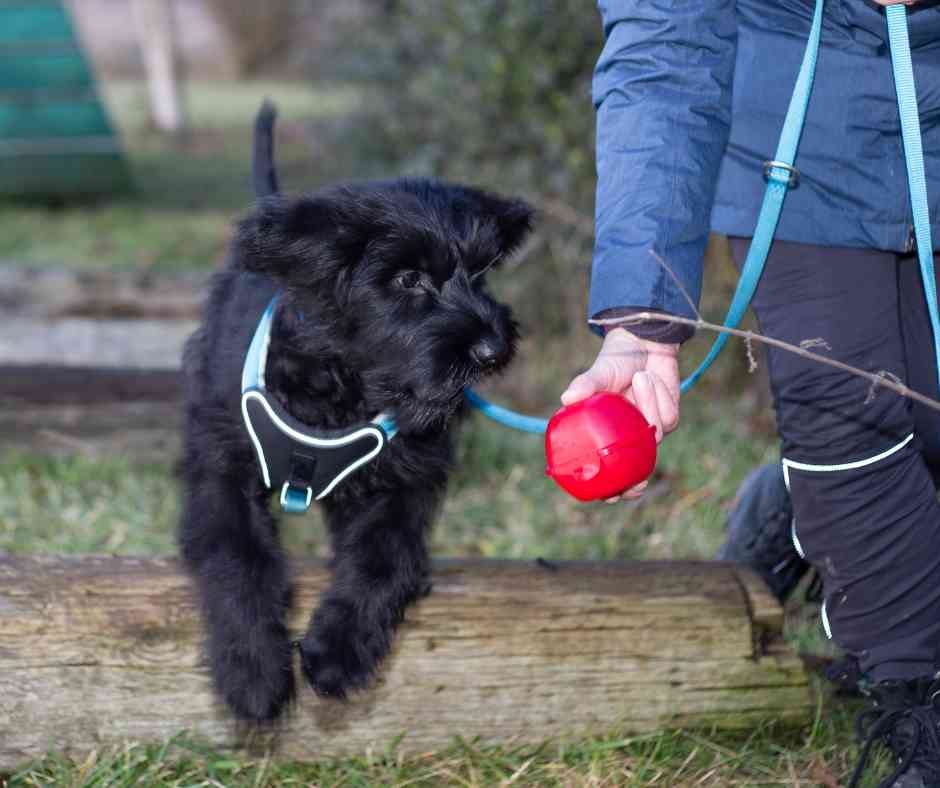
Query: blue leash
469 2 937 433
464 388 548 435
887 5 940 397
680 0 824 393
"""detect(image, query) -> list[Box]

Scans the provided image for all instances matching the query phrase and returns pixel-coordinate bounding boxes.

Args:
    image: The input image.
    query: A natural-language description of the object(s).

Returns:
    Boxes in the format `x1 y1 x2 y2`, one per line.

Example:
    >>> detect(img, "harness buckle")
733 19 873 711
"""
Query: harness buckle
763 160 800 189
280 482 313 513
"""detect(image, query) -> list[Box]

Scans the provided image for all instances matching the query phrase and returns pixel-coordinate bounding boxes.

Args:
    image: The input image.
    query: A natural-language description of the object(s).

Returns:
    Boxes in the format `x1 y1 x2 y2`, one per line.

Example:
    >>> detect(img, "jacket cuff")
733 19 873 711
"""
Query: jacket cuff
593 307 695 344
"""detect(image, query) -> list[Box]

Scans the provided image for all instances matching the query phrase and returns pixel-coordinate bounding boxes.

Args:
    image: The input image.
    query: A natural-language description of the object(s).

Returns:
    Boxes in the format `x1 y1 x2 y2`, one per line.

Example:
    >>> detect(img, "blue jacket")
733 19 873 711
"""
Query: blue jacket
590 0 940 336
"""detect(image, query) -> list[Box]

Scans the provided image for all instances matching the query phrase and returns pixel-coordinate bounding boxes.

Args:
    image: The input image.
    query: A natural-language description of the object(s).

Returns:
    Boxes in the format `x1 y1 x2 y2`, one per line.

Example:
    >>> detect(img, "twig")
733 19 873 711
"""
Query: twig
591 311 940 414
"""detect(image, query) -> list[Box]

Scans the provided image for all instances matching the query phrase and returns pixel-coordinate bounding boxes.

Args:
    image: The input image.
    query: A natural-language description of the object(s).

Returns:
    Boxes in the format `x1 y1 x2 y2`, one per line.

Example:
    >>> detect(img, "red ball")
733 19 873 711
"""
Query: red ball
545 392 657 502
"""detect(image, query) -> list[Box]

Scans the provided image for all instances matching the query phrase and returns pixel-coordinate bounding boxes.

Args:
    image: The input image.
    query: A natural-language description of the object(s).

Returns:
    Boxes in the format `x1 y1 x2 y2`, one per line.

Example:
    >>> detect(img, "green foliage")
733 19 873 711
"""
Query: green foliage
337 0 602 202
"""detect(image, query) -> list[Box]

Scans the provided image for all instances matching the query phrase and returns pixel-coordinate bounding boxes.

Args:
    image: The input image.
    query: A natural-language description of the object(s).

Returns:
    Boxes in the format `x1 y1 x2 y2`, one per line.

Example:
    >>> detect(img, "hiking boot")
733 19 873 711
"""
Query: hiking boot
716 462 809 602
848 676 940 788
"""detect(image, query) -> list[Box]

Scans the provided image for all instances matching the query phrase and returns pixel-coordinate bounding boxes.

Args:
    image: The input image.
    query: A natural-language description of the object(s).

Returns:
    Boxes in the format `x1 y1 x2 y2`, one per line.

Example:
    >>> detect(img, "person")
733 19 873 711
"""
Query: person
563 2 940 786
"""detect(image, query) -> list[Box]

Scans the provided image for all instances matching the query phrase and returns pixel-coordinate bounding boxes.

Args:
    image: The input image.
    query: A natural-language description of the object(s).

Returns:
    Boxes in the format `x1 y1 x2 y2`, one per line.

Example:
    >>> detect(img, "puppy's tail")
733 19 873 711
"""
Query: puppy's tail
252 99 280 198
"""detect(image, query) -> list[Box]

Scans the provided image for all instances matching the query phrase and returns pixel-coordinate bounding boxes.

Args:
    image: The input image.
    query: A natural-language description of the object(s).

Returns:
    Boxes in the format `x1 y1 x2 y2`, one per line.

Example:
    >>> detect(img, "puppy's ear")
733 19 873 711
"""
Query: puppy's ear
492 196 535 256
234 193 368 285
468 190 535 256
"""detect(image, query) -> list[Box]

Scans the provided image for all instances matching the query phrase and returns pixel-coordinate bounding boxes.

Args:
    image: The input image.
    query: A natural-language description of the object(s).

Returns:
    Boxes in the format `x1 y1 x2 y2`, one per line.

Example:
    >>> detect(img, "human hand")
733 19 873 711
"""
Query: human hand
561 327 680 501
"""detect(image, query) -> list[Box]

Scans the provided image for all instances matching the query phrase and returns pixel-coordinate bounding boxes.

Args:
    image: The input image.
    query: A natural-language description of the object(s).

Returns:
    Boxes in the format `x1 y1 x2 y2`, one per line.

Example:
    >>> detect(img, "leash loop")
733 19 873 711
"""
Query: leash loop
763 161 800 189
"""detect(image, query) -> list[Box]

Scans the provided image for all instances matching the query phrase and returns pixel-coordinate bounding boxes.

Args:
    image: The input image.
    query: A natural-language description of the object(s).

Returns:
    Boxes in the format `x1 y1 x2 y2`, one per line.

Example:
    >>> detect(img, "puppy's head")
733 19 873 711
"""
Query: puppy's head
235 178 533 431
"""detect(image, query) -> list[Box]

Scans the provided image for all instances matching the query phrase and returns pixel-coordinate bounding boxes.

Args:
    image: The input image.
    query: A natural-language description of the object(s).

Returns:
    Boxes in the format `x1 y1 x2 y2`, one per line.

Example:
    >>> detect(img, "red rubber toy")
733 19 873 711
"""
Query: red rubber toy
545 392 657 502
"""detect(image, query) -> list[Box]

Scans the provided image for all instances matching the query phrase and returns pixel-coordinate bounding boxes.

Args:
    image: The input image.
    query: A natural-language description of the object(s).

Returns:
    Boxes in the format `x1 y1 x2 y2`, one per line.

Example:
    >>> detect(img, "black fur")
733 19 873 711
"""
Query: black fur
179 102 533 721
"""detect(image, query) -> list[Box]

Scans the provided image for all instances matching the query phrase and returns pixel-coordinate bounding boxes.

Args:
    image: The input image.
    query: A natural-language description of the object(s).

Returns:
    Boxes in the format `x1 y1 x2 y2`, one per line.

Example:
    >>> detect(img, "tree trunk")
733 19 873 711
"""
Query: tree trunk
131 0 185 134
0 555 811 768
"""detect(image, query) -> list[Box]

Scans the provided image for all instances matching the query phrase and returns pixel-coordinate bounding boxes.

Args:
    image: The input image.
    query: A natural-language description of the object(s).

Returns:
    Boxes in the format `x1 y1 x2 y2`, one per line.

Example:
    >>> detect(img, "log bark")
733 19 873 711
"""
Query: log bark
0 555 811 768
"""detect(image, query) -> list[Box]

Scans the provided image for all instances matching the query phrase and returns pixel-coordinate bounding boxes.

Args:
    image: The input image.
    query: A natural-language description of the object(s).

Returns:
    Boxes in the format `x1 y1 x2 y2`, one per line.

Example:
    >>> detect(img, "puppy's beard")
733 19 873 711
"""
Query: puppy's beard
392 382 467 432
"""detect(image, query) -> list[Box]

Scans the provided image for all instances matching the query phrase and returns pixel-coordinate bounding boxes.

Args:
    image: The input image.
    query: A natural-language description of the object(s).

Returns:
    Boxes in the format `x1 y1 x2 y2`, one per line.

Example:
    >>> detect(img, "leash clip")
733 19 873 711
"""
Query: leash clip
763 160 800 189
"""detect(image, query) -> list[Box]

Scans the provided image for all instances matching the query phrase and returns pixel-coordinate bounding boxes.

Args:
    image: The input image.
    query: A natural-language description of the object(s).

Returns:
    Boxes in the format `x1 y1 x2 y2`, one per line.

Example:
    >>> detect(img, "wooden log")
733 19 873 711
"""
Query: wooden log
0 367 183 457
0 366 182 405
0 400 181 458
0 266 207 321
1 319 196 369
0 555 811 768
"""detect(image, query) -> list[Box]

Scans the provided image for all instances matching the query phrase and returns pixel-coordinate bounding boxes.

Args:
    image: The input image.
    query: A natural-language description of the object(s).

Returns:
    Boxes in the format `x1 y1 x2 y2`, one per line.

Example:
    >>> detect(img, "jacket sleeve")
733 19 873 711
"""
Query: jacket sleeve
590 0 737 341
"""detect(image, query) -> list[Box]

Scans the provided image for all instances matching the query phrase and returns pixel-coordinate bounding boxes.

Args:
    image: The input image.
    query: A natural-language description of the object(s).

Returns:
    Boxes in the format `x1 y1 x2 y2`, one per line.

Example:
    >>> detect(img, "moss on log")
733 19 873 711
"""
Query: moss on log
0 554 811 767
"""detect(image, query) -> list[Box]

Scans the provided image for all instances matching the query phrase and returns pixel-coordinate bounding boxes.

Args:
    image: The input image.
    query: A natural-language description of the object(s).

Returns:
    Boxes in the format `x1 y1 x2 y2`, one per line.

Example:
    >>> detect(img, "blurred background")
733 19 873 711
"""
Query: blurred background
0 0 781 573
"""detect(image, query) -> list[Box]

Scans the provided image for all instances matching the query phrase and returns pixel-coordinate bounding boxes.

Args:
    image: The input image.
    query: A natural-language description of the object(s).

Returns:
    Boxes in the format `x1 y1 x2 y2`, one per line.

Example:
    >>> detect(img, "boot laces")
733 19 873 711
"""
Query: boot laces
848 690 940 788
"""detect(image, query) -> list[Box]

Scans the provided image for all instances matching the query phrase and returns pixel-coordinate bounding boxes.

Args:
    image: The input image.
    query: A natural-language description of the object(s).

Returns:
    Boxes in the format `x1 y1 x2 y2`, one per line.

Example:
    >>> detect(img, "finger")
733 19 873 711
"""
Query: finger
624 386 638 408
623 480 649 500
632 371 665 441
649 372 679 435
560 370 600 405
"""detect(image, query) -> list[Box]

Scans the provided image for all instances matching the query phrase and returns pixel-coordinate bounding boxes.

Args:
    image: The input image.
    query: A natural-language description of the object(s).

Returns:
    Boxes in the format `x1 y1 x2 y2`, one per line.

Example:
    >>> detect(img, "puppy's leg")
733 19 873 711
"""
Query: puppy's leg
179 471 294 722
298 489 433 698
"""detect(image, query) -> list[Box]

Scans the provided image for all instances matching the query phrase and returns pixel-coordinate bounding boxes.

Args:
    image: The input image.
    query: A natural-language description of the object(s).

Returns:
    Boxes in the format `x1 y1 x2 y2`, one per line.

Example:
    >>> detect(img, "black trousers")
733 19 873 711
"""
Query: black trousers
729 238 940 682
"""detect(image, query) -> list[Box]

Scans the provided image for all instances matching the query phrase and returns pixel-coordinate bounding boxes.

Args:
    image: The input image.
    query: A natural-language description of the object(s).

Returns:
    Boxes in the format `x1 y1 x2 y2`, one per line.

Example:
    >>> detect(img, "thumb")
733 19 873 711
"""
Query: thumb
561 370 600 405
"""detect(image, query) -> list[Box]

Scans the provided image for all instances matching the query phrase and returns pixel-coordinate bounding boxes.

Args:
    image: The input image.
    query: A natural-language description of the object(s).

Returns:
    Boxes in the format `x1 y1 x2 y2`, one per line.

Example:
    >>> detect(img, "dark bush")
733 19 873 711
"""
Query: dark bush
337 1 601 202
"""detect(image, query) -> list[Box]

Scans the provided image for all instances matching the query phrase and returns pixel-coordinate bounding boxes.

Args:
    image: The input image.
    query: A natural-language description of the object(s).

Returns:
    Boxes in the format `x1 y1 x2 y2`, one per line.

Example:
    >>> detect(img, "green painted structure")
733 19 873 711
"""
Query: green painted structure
0 1 131 197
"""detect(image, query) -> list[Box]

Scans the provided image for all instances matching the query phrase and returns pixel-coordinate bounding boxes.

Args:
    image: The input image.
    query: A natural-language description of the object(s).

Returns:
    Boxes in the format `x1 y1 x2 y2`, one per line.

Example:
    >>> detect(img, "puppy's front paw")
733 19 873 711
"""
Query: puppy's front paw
211 634 295 722
298 601 388 699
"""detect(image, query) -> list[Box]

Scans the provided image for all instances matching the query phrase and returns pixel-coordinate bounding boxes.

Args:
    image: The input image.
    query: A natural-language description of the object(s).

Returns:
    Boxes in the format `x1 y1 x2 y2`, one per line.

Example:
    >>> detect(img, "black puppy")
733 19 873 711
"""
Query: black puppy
179 102 532 722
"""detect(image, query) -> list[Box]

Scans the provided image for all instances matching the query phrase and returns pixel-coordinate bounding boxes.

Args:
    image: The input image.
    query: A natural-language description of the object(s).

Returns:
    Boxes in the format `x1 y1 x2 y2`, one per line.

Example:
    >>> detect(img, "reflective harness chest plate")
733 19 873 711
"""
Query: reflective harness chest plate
240 297 397 513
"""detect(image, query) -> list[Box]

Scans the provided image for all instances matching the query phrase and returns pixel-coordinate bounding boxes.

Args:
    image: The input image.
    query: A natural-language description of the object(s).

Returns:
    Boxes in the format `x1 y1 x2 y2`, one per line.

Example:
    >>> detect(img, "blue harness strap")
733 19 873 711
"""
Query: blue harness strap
241 295 398 513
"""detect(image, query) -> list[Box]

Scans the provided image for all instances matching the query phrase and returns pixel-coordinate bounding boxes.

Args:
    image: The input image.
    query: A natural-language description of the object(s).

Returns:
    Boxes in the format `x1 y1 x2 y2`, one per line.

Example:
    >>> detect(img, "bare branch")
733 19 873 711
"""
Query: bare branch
592 311 940 414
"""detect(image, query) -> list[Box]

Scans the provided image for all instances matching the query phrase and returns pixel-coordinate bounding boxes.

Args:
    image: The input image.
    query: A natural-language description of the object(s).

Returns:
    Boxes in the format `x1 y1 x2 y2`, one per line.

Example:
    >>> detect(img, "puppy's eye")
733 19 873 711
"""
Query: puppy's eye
395 270 431 291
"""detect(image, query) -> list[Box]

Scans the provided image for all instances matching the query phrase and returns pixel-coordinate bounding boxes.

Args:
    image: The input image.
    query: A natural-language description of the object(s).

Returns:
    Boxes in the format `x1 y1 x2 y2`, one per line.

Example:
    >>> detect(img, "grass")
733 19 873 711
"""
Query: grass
4 710 892 788
0 78 878 786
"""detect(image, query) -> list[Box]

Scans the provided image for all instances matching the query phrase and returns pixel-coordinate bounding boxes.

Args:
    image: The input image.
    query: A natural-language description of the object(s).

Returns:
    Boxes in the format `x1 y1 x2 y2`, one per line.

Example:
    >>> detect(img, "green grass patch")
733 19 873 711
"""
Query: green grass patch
0 450 178 554
6 702 896 788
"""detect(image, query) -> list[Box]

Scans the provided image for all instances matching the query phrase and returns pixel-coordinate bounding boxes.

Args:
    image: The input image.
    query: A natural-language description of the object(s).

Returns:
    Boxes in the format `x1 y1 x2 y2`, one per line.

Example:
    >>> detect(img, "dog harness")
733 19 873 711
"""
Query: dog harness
240 296 398 514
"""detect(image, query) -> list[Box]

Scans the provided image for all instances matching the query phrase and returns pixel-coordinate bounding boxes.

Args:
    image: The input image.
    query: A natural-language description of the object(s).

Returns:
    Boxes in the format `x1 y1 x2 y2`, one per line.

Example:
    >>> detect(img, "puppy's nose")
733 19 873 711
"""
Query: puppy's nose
470 338 506 369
